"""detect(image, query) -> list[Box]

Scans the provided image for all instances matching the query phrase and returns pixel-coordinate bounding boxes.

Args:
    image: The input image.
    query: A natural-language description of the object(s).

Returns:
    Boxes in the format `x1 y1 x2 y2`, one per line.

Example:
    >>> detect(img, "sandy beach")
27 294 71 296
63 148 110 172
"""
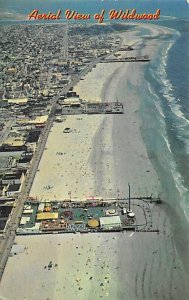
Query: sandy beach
1 23 189 300
29 26 160 201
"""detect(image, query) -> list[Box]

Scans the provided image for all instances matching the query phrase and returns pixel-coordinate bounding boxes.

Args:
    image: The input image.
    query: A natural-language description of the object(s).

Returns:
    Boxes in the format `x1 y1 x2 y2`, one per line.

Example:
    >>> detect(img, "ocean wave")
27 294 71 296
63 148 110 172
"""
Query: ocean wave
162 133 172 153
162 123 189 221
147 82 165 119
146 33 189 221
162 125 189 221
158 40 175 78
147 81 173 156
170 162 189 222
155 38 189 131
170 101 189 125
170 164 188 196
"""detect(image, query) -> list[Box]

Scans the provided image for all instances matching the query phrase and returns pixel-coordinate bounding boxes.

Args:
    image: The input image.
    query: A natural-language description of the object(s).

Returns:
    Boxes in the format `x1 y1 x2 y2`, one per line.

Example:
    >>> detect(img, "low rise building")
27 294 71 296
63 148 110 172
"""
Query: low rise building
36 212 58 221
99 216 122 230
1 171 25 185
5 183 21 197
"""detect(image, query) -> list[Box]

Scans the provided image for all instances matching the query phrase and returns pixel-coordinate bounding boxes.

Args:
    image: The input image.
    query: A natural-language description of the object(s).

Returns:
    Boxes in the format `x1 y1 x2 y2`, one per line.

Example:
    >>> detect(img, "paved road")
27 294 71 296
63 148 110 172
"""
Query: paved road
0 37 123 281
0 119 15 146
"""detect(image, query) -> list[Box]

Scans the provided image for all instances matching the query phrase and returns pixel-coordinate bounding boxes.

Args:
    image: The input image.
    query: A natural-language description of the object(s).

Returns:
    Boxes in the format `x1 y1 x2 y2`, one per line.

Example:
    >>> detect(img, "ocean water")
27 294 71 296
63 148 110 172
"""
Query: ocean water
139 17 189 223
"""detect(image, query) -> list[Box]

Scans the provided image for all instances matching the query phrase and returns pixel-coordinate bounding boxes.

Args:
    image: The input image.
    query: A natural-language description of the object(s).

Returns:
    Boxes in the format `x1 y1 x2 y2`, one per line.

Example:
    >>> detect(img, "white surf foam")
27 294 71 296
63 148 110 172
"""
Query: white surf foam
162 133 172 153
154 38 189 156
147 36 189 221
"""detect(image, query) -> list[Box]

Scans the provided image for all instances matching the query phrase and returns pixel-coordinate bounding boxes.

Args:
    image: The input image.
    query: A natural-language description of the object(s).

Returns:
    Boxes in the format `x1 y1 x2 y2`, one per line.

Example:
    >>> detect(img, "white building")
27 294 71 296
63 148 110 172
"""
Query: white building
99 216 122 229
